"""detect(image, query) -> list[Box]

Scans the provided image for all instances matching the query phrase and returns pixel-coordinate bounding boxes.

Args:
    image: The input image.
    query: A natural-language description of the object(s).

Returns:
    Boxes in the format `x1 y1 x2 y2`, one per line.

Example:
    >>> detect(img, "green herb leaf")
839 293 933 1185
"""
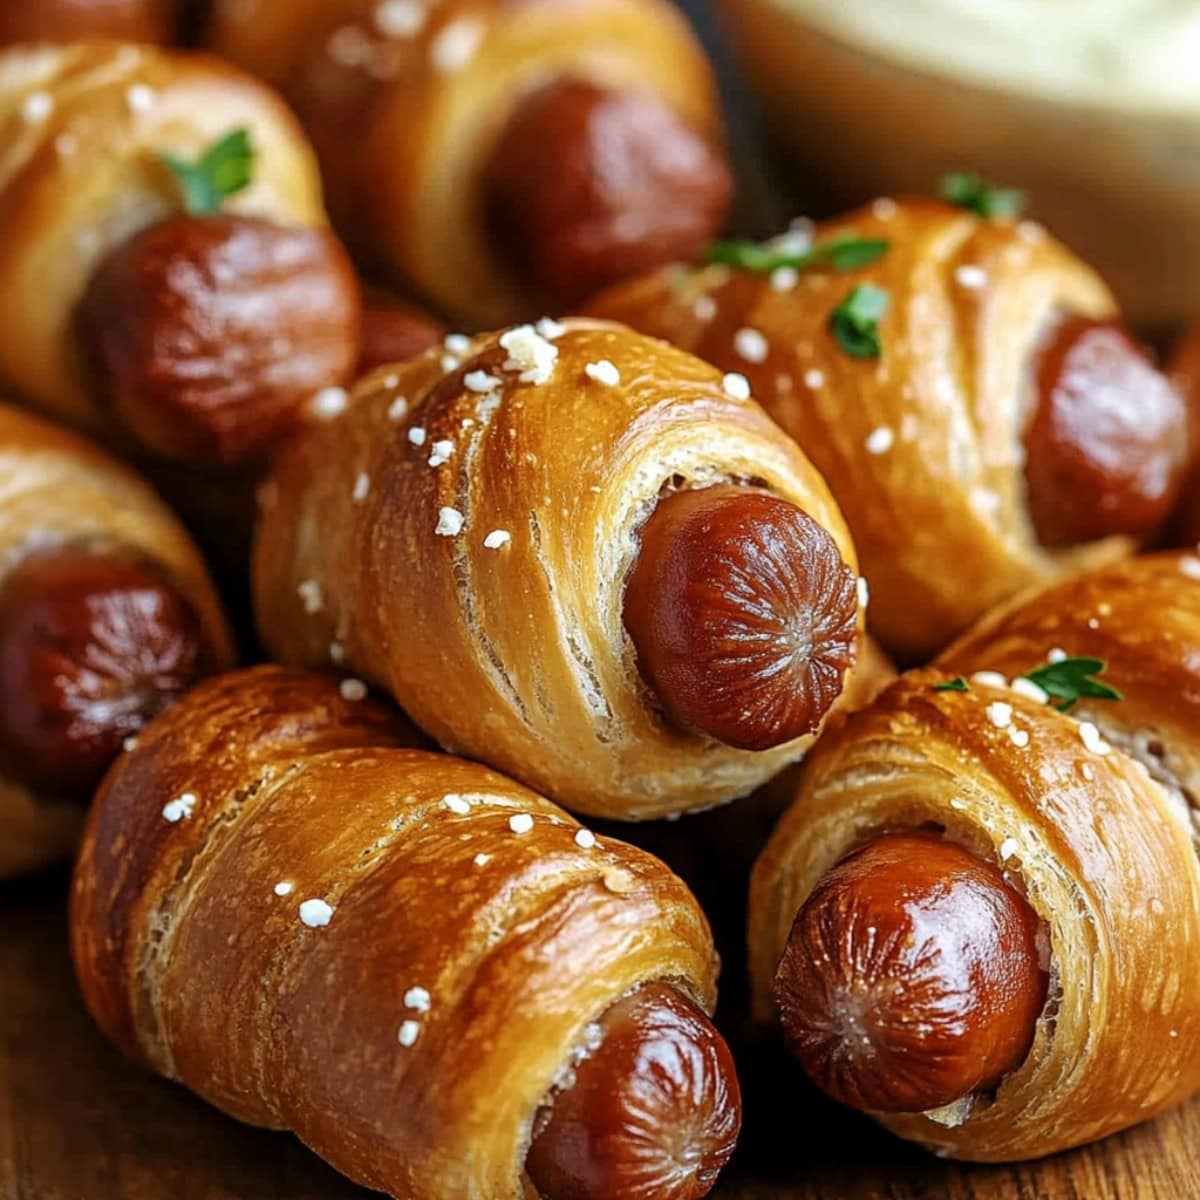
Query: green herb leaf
1022 657 1122 713
829 284 890 360
705 234 890 276
933 677 969 693
159 127 255 216
939 171 1025 219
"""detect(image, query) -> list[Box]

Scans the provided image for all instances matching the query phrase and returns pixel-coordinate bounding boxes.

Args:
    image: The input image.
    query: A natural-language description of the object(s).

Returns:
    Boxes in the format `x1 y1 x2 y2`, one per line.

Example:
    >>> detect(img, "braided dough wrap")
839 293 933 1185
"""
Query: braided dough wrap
253 318 861 820
749 556 1200 1161
70 665 719 1200
0 403 233 876
206 0 724 327
588 200 1130 661
0 42 325 440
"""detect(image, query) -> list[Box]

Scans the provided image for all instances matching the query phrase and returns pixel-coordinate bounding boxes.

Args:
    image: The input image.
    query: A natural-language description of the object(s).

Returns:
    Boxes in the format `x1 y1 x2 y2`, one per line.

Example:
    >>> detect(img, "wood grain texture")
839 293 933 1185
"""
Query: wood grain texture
2 871 1196 1200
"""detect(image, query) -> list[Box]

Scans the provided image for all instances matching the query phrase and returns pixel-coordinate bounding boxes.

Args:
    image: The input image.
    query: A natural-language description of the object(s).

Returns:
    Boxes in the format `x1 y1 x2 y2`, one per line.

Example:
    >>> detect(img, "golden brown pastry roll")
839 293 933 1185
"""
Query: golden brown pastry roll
71 665 741 1200
206 0 731 326
589 199 1189 661
749 552 1200 1161
0 403 232 877
0 42 363 467
254 318 866 820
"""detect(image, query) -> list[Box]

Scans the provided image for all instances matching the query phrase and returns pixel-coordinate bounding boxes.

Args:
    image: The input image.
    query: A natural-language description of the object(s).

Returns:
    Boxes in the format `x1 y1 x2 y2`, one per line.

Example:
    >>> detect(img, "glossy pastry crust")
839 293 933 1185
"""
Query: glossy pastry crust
589 200 1130 660
206 0 725 327
0 403 233 876
253 318 862 820
749 553 1200 1161
70 665 720 1200
0 42 325 442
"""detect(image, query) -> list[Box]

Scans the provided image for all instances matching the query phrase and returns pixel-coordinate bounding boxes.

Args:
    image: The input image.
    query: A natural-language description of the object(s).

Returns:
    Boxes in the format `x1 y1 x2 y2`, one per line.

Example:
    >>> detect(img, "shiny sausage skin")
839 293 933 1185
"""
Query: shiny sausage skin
79 214 361 467
1025 317 1188 547
623 484 859 751
773 832 1046 1114
358 291 446 374
0 549 207 798
526 982 741 1200
485 79 732 307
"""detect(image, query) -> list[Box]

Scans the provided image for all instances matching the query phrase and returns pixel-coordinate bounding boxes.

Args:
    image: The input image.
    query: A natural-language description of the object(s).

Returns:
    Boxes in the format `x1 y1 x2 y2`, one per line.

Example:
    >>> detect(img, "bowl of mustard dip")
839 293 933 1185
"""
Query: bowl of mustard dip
721 0 1200 328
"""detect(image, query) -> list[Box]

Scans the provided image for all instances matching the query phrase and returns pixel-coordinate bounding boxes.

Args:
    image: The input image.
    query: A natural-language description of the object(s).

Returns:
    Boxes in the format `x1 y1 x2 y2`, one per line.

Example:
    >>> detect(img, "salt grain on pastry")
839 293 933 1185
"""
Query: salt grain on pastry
435 506 464 536
482 529 511 549
339 678 368 701
299 899 334 927
508 813 534 834
734 327 769 363
161 793 196 822
584 360 621 386
721 372 751 400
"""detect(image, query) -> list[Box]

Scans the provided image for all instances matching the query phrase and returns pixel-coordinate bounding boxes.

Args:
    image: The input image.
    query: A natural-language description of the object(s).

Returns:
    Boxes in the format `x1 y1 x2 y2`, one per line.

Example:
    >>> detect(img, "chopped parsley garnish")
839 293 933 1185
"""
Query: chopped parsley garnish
829 284 889 359
933 677 970 693
160 127 255 216
706 234 890 276
939 171 1025 219
1023 657 1122 713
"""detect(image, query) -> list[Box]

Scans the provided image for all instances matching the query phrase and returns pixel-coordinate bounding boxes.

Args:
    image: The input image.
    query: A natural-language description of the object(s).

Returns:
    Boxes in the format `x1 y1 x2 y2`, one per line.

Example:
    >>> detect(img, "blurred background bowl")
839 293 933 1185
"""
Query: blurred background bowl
719 0 1200 333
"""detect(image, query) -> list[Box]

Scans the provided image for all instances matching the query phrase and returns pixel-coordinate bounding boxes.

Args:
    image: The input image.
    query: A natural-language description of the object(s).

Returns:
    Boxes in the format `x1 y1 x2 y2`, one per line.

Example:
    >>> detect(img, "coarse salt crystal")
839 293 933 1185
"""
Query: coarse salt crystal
126 83 156 113
440 354 460 372
375 0 426 37
998 837 1019 860
1010 677 1049 705
274 881 294 896
340 678 368 701
404 986 431 1012
397 1019 421 1046
1079 722 1109 755
483 529 511 550
435 507 464 537
693 295 717 321
473 853 491 867
408 426 427 446
1048 647 1068 663
508 813 534 835
986 701 1013 729
464 370 500 393
535 317 566 340
21 91 52 123
428 439 454 467
770 266 799 291
352 472 370 502
1008 726 1030 749
955 265 988 290
162 793 196 822
856 576 870 608
443 795 471 815
971 671 1008 690
721 372 751 400
388 396 409 421
444 333 471 355
297 579 323 614
430 17 484 72
584 359 620 386
311 386 349 418
804 368 825 389
864 426 894 454
123 736 140 752
299 899 333 927
734 327 769 363
329 640 345 664
574 829 597 849
500 324 558 384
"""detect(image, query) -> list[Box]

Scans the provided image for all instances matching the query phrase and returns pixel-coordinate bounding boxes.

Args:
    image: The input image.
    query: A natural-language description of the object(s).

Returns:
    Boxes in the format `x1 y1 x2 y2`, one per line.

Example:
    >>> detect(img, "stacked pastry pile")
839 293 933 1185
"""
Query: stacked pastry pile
0 5 1198 1199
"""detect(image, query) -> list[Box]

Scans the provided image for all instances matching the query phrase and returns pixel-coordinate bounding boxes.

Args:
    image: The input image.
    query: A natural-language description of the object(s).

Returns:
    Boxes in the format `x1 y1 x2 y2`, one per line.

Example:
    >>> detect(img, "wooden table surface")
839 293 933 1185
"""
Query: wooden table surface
3 870 1196 1200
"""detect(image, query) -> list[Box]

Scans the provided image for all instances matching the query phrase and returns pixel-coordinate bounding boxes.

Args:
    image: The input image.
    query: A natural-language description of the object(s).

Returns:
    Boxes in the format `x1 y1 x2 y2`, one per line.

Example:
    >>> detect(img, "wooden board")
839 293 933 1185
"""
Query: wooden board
3 870 1197 1200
